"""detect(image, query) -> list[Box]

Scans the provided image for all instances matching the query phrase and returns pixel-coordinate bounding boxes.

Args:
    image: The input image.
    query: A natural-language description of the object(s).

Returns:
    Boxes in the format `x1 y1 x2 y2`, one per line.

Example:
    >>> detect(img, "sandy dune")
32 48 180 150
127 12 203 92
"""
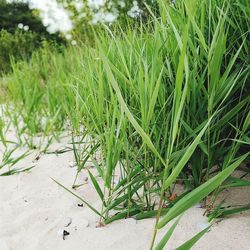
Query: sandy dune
0 135 250 250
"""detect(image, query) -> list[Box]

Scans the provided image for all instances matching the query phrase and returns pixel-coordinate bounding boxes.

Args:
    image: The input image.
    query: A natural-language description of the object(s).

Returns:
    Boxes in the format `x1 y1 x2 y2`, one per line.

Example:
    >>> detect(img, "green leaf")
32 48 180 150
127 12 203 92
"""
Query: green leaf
218 206 250 217
158 152 249 228
221 177 250 189
106 180 146 212
154 216 182 250
101 52 166 167
136 208 169 220
88 169 106 207
52 178 103 218
209 205 250 221
105 208 140 224
164 117 213 189
175 226 211 250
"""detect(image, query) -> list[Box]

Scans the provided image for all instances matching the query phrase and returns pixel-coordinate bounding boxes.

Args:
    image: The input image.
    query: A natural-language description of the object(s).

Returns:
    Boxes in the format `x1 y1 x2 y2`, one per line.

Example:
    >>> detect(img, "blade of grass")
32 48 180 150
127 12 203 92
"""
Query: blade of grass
158 152 249 228
52 178 103 218
154 216 182 250
175 226 211 250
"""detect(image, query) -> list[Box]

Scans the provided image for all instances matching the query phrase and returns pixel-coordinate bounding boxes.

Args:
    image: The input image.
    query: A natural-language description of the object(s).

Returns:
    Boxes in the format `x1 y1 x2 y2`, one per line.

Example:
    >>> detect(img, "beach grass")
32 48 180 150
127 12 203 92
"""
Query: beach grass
0 0 249 249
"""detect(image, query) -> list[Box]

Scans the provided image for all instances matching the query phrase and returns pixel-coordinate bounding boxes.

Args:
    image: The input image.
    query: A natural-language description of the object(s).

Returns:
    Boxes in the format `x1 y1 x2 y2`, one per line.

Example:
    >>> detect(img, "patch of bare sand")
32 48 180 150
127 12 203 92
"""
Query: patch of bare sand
0 136 249 250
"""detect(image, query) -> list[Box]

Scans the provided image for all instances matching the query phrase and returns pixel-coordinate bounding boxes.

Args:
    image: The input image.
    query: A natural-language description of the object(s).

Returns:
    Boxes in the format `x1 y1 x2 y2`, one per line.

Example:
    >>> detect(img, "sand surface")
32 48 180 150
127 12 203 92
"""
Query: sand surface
0 134 250 250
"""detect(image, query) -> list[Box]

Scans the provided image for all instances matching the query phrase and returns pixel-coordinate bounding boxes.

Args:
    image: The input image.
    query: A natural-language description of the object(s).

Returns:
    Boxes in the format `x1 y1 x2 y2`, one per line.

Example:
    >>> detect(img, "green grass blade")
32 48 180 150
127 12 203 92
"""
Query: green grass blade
101 52 166 167
52 178 103 218
154 216 182 250
88 169 106 207
164 117 213 189
104 208 141 224
158 152 249 228
175 226 211 250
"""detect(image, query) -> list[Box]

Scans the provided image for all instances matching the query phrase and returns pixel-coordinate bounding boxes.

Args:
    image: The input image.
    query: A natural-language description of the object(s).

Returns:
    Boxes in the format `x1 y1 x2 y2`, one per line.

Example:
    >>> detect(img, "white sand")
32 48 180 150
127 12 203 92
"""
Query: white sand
0 135 250 250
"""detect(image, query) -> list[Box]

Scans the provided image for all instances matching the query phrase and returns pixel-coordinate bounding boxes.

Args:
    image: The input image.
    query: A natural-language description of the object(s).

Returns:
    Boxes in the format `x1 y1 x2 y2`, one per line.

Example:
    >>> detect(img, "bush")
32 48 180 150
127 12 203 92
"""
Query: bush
0 29 39 73
0 1 62 40
0 0 65 74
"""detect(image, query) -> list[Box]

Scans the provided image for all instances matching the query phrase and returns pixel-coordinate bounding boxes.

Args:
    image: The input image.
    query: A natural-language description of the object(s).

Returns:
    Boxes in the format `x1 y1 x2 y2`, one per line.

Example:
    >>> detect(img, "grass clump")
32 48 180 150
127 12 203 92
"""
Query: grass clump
1 0 249 249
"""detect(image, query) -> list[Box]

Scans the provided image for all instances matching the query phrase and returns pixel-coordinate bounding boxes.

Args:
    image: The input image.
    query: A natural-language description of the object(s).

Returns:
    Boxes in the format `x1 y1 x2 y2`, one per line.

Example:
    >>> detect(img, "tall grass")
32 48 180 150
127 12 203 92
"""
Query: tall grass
1 0 249 248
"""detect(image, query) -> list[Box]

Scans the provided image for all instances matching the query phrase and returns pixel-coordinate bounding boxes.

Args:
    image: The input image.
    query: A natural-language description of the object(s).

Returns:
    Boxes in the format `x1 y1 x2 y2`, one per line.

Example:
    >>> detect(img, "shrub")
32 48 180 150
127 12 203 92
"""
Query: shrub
0 29 39 73
0 0 65 74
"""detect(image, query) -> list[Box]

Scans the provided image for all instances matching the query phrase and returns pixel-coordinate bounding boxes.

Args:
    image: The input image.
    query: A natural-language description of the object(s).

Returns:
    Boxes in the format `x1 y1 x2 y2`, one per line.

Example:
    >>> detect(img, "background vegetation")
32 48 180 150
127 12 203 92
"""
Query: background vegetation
0 0 64 74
